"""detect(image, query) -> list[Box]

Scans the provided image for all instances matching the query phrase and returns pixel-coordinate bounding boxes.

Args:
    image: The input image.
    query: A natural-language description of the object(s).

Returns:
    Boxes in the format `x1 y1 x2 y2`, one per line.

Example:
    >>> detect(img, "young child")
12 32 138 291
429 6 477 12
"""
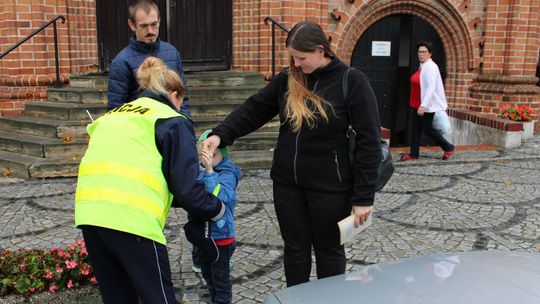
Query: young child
185 129 241 304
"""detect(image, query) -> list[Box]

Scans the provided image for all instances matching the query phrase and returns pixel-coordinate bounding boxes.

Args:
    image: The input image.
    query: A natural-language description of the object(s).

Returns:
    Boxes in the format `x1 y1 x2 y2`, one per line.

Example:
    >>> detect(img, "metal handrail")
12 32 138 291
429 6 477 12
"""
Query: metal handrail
263 17 289 78
0 15 66 88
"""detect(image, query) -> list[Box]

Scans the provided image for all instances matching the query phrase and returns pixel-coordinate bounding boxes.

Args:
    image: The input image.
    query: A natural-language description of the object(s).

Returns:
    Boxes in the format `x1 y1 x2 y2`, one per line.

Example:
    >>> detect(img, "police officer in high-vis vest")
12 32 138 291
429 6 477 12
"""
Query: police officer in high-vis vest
75 57 225 304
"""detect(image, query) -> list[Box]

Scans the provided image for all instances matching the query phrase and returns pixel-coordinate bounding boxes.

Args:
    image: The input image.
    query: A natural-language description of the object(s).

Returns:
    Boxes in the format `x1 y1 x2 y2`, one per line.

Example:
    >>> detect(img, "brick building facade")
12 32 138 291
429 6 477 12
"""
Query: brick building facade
1 0 539 130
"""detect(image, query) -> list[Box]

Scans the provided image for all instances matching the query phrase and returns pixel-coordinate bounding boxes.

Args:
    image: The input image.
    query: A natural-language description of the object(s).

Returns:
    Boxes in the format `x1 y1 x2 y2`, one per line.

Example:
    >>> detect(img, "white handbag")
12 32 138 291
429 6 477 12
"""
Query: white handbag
433 111 451 134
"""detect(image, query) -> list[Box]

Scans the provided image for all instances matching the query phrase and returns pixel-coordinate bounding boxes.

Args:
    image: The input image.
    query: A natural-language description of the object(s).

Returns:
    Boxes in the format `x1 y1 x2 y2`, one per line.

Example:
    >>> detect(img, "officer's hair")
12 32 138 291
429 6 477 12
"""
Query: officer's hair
128 0 160 24
137 57 185 99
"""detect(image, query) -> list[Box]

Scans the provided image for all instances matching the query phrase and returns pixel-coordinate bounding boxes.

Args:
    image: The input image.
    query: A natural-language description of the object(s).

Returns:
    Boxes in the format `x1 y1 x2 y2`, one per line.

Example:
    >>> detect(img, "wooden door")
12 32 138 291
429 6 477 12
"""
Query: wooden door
168 0 232 71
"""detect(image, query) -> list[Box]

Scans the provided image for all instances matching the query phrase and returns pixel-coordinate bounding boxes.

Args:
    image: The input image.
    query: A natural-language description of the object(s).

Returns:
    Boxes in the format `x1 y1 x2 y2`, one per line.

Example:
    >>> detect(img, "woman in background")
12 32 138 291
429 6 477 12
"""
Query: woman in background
400 41 454 161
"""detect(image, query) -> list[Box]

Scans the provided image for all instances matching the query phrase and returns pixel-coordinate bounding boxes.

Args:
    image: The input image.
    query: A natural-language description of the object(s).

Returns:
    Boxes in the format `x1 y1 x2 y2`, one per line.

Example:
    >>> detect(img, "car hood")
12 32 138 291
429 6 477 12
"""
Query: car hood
264 250 540 304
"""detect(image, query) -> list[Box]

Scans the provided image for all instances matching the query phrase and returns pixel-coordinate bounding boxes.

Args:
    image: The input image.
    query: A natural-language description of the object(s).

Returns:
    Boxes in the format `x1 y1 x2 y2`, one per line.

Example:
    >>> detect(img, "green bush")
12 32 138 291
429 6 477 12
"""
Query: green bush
0 239 96 297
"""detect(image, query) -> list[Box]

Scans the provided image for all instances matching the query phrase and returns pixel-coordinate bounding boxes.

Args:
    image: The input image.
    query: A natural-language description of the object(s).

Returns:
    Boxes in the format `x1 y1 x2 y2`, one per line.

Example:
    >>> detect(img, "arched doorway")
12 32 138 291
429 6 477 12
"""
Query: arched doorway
350 14 446 146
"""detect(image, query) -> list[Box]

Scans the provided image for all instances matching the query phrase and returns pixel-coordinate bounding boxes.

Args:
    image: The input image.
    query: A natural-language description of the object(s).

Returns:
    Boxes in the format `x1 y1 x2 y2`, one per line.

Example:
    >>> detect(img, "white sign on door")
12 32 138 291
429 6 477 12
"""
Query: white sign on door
371 41 391 56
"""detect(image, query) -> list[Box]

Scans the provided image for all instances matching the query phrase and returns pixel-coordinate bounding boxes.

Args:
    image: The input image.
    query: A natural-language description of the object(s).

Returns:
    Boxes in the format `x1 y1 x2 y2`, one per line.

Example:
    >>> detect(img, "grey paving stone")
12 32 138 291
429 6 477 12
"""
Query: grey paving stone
2 137 540 302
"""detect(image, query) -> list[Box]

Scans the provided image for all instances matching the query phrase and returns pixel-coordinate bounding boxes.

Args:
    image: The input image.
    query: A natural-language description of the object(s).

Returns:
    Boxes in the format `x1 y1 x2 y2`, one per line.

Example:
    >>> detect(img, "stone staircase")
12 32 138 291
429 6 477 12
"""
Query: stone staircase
0 71 277 178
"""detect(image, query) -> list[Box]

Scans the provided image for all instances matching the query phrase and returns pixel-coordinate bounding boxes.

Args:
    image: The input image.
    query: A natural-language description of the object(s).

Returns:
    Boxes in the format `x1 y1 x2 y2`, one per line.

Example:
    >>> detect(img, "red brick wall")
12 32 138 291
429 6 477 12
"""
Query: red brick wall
232 0 539 129
470 0 540 125
1 0 538 129
232 0 330 78
0 0 98 116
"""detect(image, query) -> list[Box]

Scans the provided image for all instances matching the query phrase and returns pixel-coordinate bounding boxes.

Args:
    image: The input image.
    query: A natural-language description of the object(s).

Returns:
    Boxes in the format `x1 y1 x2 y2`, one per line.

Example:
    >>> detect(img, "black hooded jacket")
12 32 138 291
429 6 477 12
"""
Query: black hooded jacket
211 58 381 206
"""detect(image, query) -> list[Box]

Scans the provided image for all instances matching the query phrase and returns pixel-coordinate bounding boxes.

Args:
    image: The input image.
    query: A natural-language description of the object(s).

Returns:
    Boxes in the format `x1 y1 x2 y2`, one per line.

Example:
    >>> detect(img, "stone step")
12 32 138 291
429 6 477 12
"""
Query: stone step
0 148 271 179
0 116 89 139
190 99 243 117
68 71 265 90
0 70 270 178
189 85 263 102
69 75 108 90
228 149 273 169
231 132 278 151
28 157 80 178
25 101 106 120
47 87 107 104
0 131 87 158
186 71 264 87
0 150 81 179
192 116 279 134
0 150 35 178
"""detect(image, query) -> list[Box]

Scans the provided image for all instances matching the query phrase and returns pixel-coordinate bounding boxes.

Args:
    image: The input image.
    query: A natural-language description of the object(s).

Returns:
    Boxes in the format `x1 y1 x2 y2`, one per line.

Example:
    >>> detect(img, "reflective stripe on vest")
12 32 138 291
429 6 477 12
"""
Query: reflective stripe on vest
75 97 185 245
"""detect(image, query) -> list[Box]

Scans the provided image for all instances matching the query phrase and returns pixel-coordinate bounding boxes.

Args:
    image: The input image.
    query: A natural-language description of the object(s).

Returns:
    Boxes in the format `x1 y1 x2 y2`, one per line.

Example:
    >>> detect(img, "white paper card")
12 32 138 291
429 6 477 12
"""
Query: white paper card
338 213 372 245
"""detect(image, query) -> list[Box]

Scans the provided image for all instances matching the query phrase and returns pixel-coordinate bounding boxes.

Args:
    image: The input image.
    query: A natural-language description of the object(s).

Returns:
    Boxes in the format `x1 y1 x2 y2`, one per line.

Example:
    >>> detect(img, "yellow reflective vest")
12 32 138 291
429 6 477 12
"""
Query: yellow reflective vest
75 97 185 245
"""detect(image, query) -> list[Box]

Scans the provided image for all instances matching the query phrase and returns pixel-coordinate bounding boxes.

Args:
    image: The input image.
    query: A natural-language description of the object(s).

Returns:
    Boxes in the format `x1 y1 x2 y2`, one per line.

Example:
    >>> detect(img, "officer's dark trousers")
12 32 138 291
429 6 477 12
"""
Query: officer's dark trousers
81 225 177 304
273 182 352 287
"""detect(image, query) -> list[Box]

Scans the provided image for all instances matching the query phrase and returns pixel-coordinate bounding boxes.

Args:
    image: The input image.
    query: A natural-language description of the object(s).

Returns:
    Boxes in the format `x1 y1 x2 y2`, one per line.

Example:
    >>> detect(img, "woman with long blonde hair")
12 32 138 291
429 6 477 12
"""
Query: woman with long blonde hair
202 21 381 287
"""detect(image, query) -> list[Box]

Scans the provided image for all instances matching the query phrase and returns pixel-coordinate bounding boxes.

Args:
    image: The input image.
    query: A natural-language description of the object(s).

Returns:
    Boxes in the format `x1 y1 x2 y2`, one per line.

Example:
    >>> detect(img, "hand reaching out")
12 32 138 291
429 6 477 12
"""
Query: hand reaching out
199 135 221 156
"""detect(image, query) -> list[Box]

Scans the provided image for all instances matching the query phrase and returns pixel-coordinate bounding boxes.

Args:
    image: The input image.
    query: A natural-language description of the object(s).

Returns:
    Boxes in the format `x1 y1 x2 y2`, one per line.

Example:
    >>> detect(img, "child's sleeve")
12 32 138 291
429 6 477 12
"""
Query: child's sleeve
204 162 241 207
202 172 220 196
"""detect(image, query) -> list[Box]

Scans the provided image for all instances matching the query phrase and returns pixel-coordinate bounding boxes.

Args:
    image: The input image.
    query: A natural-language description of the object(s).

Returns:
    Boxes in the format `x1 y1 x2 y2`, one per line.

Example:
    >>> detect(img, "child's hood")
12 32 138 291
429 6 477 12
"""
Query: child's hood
215 158 242 180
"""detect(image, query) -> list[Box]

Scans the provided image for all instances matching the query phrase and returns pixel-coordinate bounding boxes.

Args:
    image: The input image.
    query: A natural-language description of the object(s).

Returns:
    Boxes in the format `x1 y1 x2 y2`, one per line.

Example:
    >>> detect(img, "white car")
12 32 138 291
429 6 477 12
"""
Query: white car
264 250 540 304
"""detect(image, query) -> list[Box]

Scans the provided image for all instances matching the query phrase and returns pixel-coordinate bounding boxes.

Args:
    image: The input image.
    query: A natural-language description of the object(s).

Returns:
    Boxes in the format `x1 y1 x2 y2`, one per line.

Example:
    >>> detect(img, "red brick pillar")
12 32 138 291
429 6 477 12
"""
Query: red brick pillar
0 0 98 116
469 0 540 129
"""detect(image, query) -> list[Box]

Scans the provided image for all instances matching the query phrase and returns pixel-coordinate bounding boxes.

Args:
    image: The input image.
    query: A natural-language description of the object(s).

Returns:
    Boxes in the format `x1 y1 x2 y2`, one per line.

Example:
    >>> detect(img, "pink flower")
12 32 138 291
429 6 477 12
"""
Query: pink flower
56 267 63 274
504 112 508 118
44 269 55 280
29 287 35 293
49 285 57 293
65 260 78 269
67 280 74 288
81 265 90 276
90 276 98 284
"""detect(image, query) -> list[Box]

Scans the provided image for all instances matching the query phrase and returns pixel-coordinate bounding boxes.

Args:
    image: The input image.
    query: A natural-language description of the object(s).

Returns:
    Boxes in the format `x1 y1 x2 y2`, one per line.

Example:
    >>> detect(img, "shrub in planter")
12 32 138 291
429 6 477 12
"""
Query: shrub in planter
499 104 534 121
0 239 96 297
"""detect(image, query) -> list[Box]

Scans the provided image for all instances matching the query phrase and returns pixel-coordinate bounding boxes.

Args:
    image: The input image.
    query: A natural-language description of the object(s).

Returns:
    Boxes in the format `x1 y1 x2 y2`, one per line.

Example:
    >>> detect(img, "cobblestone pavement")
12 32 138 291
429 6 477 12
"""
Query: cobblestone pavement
1 135 540 303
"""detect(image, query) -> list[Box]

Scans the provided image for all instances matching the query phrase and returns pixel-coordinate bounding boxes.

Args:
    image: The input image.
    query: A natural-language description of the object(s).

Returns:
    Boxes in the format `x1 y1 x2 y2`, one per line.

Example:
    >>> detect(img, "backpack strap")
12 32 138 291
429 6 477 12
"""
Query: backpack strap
343 68 356 140
342 68 353 125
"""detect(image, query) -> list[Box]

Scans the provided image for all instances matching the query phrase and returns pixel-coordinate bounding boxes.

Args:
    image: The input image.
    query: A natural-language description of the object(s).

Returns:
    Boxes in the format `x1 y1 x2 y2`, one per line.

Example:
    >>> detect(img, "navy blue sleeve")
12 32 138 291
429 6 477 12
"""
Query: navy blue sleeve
107 59 131 111
175 51 191 118
155 117 223 220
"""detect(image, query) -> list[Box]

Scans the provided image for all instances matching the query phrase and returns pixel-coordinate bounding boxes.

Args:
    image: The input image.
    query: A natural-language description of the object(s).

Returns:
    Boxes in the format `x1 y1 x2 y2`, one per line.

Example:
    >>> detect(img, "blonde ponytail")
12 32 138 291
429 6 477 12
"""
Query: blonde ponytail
137 57 184 98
